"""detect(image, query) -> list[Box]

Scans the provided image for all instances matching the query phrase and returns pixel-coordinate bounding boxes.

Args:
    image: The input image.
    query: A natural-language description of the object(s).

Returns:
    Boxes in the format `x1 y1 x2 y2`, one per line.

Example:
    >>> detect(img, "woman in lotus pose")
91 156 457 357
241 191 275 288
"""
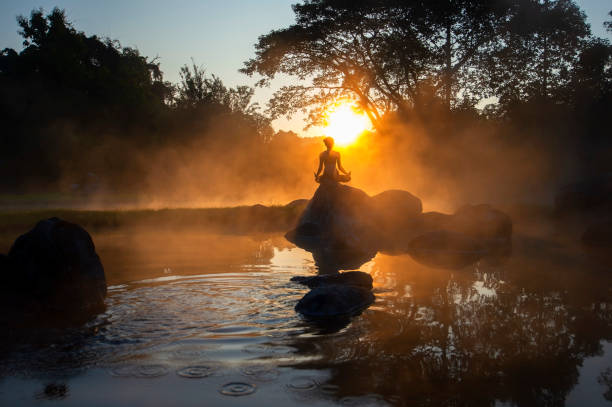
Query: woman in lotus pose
314 137 351 184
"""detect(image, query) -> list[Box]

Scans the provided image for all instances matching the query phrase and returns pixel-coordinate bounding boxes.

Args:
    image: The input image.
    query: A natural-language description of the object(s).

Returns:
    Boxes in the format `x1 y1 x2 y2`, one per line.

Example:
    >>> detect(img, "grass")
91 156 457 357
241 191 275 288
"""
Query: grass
0 203 306 251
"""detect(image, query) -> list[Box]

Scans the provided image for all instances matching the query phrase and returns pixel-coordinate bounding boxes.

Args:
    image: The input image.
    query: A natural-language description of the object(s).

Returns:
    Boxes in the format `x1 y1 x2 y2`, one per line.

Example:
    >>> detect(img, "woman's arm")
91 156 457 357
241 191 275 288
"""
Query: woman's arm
337 153 349 175
315 154 323 178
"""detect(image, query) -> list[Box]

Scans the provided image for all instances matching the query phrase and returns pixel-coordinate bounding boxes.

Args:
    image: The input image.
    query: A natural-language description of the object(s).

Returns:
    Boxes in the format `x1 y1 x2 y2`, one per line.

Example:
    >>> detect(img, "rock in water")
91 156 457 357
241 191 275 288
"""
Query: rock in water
295 285 375 318
4 217 106 316
582 219 612 267
449 204 512 244
582 220 612 247
407 230 486 269
286 183 379 263
371 190 423 251
291 271 373 290
555 175 612 217
371 190 422 223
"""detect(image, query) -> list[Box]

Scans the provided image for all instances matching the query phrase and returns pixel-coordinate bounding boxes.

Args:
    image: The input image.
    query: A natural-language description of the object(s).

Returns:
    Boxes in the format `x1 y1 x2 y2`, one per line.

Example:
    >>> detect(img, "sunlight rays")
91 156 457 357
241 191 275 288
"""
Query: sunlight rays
322 102 371 146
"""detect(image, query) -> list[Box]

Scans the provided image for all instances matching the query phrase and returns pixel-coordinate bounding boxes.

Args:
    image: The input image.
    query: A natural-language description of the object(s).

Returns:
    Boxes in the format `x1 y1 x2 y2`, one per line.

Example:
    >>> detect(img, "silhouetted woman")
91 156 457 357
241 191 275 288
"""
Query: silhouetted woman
314 137 351 184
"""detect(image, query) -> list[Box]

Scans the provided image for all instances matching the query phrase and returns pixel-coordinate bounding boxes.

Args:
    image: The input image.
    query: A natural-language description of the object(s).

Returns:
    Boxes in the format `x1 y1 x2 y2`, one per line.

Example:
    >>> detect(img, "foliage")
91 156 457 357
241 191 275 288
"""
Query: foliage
483 0 591 110
0 8 271 193
0 5 611 202
242 0 606 127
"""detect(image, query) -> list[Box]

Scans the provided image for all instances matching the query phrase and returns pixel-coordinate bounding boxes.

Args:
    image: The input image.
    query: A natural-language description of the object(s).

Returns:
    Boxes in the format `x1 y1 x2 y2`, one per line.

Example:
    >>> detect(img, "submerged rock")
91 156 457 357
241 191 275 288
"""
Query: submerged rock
3 217 106 317
295 284 374 318
407 230 486 269
291 271 373 290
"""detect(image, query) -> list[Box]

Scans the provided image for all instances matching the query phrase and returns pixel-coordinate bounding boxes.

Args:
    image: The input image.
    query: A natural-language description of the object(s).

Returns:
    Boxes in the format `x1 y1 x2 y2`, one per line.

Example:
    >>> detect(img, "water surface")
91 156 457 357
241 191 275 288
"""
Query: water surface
1 230 611 406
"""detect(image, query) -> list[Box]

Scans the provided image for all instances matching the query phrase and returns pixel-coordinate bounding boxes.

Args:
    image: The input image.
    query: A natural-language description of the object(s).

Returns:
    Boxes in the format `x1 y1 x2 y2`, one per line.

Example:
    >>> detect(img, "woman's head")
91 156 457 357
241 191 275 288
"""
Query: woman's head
323 136 334 149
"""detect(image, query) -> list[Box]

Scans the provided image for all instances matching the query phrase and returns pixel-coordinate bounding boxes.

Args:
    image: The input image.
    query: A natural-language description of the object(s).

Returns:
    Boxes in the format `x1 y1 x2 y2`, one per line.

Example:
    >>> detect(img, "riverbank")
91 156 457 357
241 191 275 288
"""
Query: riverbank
0 202 307 251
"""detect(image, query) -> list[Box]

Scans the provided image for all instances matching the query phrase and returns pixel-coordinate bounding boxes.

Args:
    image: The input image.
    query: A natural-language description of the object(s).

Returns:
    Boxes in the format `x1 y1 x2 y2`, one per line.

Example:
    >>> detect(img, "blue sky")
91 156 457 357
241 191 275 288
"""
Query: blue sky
1 0 610 135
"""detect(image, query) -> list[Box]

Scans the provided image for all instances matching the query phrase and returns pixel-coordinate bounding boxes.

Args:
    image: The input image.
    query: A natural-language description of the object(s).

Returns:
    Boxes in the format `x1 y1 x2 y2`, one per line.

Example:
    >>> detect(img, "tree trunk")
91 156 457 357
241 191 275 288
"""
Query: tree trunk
445 20 452 109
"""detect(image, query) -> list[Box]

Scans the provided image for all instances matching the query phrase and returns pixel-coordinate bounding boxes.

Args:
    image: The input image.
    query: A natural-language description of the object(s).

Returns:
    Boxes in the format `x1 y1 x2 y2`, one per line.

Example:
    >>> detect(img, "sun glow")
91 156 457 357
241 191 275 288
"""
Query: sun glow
323 102 371 146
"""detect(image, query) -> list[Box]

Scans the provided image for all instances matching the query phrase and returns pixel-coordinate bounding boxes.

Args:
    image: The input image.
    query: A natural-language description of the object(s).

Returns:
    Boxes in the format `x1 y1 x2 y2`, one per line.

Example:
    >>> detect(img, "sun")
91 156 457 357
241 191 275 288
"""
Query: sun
322 102 371 146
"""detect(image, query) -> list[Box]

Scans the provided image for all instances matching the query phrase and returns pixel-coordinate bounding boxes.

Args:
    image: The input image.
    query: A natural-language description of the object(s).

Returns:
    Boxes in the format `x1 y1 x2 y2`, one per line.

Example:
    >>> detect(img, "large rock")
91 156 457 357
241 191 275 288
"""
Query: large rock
555 174 612 217
581 219 612 267
3 217 106 316
291 271 373 290
407 230 486 269
371 190 423 251
295 284 374 318
286 185 512 271
286 183 379 263
582 220 612 247
371 190 422 224
449 204 512 244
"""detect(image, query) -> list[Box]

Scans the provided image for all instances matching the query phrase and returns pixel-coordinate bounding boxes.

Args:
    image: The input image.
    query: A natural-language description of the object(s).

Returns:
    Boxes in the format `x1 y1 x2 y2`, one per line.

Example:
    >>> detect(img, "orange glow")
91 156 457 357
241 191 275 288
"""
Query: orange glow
322 102 371 146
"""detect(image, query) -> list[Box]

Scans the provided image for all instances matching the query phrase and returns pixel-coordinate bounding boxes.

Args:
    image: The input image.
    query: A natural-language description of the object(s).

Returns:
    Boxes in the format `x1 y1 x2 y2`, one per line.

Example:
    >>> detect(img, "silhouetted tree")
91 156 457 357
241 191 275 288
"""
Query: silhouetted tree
176 60 272 139
0 7 273 193
483 0 591 110
4 8 172 113
243 0 602 128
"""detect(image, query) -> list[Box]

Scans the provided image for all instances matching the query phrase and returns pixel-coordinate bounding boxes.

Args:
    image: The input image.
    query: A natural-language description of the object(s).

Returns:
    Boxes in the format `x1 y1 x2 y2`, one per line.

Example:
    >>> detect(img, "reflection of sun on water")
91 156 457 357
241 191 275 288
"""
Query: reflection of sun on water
323 103 371 146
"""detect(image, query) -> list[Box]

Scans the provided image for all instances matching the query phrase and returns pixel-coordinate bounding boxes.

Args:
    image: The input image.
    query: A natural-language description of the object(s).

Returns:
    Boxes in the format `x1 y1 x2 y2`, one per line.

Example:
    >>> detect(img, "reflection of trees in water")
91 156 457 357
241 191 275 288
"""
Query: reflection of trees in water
287 245 612 406
599 368 612 401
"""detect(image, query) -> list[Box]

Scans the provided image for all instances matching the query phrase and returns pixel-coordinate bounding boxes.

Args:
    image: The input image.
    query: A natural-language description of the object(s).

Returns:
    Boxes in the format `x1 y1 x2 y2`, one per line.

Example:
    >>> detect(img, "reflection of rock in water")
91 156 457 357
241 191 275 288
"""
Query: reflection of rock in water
283 248 612 406
599 368 612 401
407 230 486 269
291 270 373 290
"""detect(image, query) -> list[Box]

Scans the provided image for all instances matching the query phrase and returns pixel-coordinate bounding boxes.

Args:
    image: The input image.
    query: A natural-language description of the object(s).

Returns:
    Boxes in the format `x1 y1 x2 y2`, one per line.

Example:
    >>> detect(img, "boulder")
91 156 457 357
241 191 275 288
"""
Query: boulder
448 204 512 244
285 185 512 270
285 198 309 212
295 284 375 318
0 253 7 272
371 190 422 223
581 219 612 267
3 217 106 316
582 220 612 247
371 190 423 251
420 211 453 232
286 183 379 260
310 246 377 274
407 230 486 269
555 174 612 217
291 271 373 290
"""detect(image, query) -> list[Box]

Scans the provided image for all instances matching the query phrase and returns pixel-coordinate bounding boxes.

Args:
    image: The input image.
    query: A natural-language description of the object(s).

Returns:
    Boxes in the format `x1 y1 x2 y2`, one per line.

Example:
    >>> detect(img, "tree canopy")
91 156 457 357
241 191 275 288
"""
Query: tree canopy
242 0 607 128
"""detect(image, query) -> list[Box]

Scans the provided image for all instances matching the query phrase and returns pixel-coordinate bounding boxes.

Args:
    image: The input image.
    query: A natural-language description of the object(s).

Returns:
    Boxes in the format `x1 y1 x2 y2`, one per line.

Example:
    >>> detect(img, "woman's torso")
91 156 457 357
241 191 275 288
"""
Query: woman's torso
321 150 338 176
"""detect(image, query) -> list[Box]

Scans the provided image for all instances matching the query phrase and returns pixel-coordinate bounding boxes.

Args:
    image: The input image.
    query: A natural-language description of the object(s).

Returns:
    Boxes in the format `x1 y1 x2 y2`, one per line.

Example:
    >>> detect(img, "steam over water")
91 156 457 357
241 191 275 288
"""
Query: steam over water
1 231 612 406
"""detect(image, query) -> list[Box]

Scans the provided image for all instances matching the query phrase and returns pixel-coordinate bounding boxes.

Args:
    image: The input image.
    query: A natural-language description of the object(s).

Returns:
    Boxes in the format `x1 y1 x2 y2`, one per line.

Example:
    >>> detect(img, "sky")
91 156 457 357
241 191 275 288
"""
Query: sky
1 0 610 136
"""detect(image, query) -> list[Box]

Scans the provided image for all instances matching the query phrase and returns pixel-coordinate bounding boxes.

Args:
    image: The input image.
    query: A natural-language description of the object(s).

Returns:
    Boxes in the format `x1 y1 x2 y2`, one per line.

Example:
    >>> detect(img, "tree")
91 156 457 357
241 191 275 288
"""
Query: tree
1 7 172 112
242 0 530 129
243 0 597 128
483 0 591 110
175 61 272 139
